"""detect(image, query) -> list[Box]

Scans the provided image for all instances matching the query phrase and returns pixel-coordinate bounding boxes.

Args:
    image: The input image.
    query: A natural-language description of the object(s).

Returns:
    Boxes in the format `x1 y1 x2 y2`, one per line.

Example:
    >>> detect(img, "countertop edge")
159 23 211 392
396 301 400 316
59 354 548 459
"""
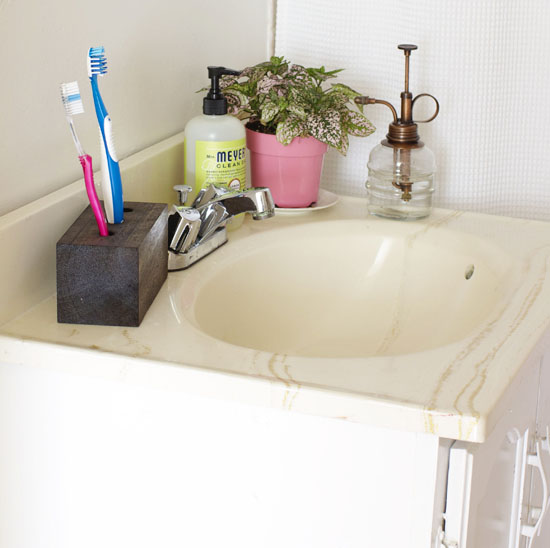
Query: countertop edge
0 333 484 442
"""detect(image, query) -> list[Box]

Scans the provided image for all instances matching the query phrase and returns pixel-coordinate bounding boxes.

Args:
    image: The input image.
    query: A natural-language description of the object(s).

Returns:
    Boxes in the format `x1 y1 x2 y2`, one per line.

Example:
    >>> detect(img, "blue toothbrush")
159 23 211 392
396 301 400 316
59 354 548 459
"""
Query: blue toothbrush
88 46 123 224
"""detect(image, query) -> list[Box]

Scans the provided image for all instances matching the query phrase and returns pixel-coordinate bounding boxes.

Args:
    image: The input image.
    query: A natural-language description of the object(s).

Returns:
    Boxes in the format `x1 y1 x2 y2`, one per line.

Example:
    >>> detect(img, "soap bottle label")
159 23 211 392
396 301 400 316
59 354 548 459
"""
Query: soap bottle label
193 139 246 194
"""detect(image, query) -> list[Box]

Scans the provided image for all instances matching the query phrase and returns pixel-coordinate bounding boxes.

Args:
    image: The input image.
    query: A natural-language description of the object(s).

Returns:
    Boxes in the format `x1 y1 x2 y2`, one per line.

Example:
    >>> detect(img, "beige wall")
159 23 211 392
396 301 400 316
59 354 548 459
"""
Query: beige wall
0 0 271 216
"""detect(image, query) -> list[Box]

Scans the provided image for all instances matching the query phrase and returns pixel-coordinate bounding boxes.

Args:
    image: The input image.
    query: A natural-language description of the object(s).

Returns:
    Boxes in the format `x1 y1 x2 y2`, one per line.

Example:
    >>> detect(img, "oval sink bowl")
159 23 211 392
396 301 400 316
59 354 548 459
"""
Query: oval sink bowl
185 219 515 358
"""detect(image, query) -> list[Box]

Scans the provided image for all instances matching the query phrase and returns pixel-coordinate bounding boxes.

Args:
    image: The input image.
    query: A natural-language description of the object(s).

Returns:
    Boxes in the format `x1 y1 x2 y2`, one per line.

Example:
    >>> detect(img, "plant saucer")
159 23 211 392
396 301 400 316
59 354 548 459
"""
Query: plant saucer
275 189 339 214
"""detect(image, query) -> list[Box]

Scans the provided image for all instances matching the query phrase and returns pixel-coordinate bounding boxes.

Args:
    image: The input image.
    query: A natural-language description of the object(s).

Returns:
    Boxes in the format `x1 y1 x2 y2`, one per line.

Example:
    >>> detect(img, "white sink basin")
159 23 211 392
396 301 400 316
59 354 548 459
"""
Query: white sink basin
186 219 516 358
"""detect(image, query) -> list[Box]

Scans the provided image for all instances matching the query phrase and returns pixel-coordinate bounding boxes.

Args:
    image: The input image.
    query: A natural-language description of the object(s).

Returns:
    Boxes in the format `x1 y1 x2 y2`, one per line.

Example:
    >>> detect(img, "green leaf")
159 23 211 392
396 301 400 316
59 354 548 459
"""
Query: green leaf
329 83 361 100
306 110 344 152
338 132 349 156
224 89 248 108
239 66 268 82
344 111 376 137
276 116 306 145
220 74 239 88
306 67 343 82
260 100 280 124
288 103 307 120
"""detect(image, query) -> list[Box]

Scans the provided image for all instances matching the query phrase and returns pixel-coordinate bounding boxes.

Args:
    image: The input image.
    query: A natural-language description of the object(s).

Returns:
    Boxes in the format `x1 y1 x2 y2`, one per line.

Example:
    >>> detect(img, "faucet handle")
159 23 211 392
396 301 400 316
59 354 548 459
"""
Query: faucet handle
173 185 193 206
169 207 201 254
197 202 228 242
192 183 232 209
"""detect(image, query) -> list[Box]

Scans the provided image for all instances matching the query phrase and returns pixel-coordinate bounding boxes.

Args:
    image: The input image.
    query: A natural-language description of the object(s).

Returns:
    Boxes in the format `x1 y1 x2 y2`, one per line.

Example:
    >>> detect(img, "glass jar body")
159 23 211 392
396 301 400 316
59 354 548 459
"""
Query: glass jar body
366 143 436 220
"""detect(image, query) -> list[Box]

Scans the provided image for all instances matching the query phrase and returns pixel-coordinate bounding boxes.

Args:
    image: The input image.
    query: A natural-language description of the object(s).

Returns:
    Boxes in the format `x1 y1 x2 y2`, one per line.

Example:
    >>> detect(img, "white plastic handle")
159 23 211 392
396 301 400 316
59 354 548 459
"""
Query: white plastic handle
521 440 549 545
99 133 114 224
103 116 119 161
541 426 550 455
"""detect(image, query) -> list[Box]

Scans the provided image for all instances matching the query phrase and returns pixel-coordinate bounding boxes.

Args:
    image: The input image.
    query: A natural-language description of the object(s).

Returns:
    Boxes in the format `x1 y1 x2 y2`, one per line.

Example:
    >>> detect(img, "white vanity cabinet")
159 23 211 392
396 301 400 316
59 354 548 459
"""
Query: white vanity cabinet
441 343 550 548
1 340 549 548
0 354 445 548
527 351 550 545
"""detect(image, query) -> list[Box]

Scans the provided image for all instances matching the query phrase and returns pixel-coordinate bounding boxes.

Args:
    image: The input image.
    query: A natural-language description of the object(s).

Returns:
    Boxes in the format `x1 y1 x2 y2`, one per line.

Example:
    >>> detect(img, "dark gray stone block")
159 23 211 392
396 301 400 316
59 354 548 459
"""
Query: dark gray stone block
56 202 168 327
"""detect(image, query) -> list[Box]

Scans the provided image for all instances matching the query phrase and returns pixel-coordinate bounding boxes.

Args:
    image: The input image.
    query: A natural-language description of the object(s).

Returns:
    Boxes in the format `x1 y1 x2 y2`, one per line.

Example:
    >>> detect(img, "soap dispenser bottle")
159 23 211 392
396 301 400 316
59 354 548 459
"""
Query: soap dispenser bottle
356 44 439 220
184 66 246 205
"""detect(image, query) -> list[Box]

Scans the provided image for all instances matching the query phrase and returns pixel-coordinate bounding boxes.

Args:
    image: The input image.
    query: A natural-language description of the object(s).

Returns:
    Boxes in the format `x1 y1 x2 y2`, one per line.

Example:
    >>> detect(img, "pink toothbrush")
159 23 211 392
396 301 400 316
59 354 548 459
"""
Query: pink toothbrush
60 81 109 237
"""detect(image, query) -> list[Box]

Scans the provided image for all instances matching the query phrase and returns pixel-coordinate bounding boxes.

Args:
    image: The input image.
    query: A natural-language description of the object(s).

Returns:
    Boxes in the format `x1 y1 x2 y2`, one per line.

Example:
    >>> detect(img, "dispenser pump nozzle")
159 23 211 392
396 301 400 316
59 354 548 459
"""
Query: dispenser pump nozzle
355 44 439 148
204 66 241 115
398 44 417 124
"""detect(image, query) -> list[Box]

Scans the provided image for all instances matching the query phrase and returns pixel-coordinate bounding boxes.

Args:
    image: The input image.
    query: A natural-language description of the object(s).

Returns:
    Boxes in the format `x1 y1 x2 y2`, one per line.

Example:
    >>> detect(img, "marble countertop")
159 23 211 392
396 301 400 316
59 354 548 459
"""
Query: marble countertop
2 189 550 443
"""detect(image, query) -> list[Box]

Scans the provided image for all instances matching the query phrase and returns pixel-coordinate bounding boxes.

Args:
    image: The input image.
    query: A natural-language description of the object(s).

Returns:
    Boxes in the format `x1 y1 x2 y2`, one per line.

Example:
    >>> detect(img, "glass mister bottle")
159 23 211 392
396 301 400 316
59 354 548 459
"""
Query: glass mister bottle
356 44 439 220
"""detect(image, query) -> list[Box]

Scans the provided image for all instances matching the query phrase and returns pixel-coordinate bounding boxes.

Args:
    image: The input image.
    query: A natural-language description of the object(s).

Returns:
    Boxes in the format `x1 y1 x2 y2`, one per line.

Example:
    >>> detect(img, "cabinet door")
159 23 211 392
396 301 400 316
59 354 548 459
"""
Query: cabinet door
527 350 550 546
0 360 444 548
442 351 540 548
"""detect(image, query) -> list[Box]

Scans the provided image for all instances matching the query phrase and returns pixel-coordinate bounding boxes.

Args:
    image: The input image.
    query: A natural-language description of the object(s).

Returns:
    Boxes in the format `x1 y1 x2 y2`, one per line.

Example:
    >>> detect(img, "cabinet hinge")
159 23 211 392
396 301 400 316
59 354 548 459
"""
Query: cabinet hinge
440 535 459 548
437 521 459 548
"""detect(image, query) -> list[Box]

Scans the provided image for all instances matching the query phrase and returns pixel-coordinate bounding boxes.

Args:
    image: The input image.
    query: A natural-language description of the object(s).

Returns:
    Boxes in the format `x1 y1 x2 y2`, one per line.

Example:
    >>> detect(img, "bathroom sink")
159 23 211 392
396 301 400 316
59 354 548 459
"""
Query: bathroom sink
2 190 549 442
182 218 517 358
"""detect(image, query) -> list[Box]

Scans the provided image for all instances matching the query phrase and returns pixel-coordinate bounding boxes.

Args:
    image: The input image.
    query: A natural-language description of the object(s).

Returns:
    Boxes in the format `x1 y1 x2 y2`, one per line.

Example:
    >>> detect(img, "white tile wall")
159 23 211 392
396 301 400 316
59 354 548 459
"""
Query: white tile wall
275 0 550 220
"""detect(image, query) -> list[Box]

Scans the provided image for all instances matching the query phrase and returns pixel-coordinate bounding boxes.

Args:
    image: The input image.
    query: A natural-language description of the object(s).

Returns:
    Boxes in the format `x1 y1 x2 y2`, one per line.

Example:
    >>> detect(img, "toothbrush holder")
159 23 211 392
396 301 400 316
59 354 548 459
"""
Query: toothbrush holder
56 202 168 327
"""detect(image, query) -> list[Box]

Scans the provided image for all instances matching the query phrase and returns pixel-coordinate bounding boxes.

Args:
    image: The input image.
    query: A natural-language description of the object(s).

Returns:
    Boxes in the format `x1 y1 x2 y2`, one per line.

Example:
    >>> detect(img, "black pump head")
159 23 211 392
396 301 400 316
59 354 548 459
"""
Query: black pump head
204 66 241 115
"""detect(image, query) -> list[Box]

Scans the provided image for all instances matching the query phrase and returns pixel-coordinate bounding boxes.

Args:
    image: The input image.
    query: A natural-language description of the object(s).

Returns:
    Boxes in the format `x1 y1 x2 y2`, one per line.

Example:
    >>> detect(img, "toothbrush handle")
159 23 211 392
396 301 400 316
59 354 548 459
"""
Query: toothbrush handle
99 135 115 223
79 155 109 237
101 115 124 224
90 77 124 224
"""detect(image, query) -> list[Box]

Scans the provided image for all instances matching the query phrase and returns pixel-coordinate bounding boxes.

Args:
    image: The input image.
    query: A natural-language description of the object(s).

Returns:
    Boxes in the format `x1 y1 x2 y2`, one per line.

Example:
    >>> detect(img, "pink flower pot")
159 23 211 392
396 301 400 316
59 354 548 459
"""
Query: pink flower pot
246 126 328 208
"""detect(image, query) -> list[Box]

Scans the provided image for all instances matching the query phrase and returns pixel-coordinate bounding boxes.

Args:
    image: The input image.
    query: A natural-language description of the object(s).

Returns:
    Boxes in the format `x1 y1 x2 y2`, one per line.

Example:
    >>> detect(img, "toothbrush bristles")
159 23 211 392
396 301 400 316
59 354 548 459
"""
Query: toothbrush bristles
60 81 84 116
88 46 108 75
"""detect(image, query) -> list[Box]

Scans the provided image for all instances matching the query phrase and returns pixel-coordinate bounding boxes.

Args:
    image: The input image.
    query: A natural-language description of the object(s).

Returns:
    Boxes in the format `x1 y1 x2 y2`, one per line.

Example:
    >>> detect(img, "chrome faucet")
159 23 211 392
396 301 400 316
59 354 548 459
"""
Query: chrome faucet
168 184 275 271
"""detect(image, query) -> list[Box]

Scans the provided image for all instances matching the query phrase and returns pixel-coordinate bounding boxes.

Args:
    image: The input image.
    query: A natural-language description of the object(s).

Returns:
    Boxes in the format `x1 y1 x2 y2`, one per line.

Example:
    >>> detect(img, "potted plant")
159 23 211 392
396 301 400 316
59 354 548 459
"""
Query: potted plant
220 56 375 207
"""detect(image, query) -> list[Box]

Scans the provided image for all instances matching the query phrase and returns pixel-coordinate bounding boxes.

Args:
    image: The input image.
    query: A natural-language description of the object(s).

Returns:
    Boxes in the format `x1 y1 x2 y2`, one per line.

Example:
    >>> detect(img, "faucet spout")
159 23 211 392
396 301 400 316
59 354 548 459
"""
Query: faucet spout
206 187 275 220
